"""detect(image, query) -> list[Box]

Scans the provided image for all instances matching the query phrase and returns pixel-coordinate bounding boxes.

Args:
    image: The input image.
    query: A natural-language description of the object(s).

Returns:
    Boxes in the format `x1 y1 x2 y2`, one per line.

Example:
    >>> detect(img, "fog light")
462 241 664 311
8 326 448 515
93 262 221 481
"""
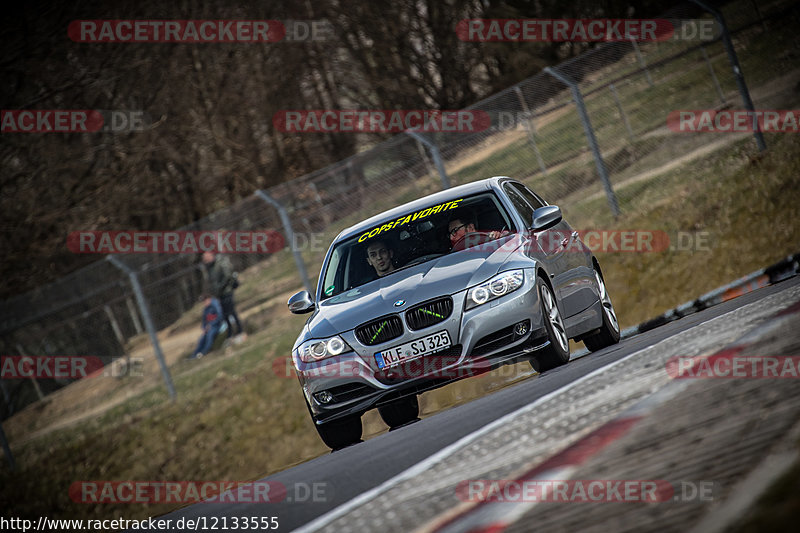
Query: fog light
514 320 529 336
314 390 334 404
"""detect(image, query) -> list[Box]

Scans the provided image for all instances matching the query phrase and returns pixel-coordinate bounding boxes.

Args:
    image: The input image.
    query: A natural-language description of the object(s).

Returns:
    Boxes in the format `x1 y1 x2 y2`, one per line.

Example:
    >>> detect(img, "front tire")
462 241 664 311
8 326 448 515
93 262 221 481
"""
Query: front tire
583 269 620 352
378 395 420 429
315 415 363 451
532 278 570 372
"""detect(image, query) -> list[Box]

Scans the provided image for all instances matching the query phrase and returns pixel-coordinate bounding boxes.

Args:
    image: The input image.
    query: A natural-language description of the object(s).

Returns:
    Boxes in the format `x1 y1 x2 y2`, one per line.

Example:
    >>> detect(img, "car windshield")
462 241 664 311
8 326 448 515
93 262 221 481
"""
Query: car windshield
319 192 514 300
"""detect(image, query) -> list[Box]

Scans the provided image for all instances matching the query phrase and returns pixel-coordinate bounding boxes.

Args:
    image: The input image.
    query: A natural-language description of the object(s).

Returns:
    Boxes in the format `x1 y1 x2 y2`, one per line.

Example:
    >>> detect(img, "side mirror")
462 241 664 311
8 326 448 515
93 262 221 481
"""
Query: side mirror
531 205 563 231
288 290 315 314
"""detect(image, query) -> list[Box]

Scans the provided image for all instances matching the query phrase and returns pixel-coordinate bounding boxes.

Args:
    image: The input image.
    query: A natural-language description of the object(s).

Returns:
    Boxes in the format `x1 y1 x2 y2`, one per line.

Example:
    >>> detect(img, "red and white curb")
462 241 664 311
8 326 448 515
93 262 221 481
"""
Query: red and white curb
430 416 645 533
428 297 800 533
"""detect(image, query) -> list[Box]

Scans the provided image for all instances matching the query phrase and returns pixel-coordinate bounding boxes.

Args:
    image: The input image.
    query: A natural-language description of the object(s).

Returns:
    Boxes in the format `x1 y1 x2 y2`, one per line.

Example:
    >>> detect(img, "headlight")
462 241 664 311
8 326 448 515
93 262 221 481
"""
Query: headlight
297 335 353 363
465 270 525 310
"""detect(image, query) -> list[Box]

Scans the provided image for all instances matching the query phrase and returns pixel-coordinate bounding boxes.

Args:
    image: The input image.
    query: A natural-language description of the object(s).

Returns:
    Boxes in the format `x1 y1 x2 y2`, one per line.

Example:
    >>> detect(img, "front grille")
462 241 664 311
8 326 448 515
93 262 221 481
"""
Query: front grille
355 315 403 346
406 297 453 330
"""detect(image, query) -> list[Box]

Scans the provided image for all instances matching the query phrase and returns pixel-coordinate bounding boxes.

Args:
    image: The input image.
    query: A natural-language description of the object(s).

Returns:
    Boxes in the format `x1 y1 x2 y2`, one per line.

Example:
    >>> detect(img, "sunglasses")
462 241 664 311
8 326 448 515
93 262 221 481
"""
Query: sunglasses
448 223 468 237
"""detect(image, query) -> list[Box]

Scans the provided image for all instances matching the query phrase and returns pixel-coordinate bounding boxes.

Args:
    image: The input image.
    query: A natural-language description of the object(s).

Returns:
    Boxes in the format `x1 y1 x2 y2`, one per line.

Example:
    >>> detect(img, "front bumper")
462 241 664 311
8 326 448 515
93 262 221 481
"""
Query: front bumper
296 269 549 424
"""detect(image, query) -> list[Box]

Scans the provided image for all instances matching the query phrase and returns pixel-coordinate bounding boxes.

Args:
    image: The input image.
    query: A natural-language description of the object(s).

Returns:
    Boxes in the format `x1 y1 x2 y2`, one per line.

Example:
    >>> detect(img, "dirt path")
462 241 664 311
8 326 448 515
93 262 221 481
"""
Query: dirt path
575 132 752 206
568 67 800 206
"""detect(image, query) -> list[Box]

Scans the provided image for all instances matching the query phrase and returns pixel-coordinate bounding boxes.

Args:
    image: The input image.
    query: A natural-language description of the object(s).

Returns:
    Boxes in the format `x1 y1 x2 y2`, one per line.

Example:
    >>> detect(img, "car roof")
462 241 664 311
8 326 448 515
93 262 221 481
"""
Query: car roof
335 176 513 242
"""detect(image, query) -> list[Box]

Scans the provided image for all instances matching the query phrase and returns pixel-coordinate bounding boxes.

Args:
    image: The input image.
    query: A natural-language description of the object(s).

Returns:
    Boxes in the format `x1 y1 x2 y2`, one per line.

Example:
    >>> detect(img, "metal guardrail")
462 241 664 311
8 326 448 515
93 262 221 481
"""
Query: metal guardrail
623 253 800 337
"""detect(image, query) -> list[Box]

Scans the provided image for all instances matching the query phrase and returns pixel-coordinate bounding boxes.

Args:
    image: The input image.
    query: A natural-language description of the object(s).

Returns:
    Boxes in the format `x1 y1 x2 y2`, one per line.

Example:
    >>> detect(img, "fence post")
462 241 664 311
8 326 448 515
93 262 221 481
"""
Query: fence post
106 256 176 401
700 45 727 105
513 86 548 176
103 305 126 347
0 379 13 417
543 67 620 217
749 0 768 32
630 39 654 87
302 217 313 235
125 297 144 335
179 278 192 315
689 0 766 152
405 131 450 189
308 183 330 225
15 345 44 401
0 421 14 471
255 190 314 295
608 84 635 143
414 137 439 182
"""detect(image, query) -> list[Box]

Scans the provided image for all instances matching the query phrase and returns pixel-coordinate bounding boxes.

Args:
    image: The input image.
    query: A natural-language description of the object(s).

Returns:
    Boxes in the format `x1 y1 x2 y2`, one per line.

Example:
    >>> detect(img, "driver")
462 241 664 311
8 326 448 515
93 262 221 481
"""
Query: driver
448 211 507 249
366 239 396 277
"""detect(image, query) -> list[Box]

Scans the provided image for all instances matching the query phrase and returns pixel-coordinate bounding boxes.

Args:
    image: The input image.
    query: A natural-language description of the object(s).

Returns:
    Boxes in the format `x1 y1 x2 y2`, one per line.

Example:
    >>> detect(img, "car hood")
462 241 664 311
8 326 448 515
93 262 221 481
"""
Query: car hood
305 235 522 338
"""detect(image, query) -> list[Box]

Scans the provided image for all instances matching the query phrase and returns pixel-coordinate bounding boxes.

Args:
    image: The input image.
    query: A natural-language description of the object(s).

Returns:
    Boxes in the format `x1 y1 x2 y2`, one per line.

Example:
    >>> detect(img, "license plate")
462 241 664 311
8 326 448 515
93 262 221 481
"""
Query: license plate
375 330 452 369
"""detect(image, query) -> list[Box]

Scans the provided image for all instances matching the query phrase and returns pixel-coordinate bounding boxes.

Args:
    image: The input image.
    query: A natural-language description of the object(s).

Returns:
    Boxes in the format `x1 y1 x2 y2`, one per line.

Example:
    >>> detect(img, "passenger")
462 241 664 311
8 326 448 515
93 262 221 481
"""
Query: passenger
448 211 507 249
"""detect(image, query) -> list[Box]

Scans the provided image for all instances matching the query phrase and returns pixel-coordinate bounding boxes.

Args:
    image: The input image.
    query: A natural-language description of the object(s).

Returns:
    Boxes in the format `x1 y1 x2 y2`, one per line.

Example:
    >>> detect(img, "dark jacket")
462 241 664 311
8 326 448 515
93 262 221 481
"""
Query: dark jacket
206 255 236 298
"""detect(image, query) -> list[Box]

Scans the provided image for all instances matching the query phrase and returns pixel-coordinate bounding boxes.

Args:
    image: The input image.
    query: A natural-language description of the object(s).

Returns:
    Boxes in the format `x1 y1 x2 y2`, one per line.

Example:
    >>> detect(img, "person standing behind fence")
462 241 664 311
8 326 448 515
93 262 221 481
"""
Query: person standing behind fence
202 251 245 342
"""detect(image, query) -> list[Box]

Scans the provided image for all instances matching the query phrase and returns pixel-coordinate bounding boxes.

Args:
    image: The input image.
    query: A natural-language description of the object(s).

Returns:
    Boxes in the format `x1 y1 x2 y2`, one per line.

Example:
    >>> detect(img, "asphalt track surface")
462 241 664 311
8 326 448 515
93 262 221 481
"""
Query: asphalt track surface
153 276 800 532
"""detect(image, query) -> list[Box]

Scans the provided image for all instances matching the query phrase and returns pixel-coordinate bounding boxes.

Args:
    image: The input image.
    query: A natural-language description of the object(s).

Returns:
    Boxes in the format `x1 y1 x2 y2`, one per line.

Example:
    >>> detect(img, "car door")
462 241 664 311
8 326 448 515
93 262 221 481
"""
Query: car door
507 182 594 320
501 182 568 299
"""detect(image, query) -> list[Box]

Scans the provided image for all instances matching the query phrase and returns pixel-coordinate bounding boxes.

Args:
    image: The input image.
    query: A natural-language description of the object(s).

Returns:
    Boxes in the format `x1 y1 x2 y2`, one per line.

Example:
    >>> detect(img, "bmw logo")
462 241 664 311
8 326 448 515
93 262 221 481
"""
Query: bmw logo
394 299 406 307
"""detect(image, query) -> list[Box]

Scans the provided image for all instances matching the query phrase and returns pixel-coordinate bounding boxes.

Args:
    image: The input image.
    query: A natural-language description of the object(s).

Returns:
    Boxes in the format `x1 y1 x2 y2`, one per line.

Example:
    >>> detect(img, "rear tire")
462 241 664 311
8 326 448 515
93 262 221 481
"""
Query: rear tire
315 415 363 451
583 269 620 352
378 395 420 429
532 278 571 372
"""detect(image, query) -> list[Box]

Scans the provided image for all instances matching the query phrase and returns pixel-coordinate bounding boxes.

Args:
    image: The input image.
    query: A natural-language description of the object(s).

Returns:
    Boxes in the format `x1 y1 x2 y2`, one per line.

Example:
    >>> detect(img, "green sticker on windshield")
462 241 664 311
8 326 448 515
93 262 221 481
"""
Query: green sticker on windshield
324 285 335 296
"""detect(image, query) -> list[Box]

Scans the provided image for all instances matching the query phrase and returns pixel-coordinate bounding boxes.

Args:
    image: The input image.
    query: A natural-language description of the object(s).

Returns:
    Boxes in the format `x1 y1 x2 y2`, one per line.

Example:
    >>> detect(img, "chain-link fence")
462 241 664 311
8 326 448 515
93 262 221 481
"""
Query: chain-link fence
2 0 797 418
